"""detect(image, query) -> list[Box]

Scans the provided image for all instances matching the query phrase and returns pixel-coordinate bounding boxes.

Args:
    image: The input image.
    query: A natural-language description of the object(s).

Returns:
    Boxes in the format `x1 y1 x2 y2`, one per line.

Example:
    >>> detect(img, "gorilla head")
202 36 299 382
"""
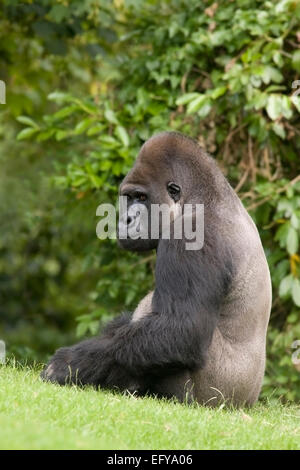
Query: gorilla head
118 132 224 252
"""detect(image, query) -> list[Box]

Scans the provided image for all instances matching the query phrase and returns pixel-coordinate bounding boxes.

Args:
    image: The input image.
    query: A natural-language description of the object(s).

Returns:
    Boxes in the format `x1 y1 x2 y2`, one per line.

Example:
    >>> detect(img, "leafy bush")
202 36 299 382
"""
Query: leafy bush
1 0 300 400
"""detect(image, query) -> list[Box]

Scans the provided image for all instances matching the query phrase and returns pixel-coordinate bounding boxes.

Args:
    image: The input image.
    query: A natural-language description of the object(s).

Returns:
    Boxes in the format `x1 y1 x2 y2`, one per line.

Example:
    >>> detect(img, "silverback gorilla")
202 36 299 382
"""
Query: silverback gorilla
41 132 271 406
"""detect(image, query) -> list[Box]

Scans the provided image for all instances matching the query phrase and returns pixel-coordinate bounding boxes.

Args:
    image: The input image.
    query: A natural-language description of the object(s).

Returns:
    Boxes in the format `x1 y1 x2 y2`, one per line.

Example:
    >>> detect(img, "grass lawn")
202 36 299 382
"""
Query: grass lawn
0 364 299 450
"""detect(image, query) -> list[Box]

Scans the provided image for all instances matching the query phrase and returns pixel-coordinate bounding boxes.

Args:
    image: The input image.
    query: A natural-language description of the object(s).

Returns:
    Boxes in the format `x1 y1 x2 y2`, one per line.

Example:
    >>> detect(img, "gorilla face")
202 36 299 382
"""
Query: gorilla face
118 182 157 252
118 180 182 252
117 134 185 252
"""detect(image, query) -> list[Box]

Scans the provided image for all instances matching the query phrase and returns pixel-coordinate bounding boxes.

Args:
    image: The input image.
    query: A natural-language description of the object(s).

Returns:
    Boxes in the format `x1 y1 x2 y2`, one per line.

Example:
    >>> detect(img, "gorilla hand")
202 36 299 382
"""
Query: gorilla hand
41 335 146 394
41 338 110 386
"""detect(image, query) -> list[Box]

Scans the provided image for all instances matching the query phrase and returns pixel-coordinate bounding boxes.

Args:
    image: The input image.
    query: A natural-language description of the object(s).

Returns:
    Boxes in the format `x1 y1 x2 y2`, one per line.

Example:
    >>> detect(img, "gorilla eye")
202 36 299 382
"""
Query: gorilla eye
167 182 181 201
137 193 147 202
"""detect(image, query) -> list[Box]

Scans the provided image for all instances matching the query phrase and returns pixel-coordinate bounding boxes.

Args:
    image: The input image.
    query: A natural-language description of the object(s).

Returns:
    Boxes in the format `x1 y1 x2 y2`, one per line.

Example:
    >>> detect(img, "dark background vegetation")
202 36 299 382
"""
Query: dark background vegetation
0 0 300 402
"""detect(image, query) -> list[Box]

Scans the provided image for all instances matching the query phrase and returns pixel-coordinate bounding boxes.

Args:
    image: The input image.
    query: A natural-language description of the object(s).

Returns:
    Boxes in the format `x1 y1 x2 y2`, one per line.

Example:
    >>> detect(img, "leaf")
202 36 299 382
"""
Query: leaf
76 322 89 338
210 86 227 99
292 278 300 307
286 226 299 255
277 199 293 216
52 105 78 120
187 94 207 114
286 185 294 199
115 126 130 147
48 91 71 103
273 51 284 67
266 94 292 120
280 96 292 119
265 85 286 93
275 221 290 247
291 213 299 230
292 50 300 73
99 160 112 171
125 288 137 306
72 176 87 187
271 122 286 139
17 128 38 140
48 5 69 23
73 118 94 135
89 320 100 335
275 0 292 13
210 30 229 46
272 259 289 287
104 109 119 124
175 93 200 106
266 94 282 120
279 274 293 298
87 124 105 136
98 135 119 148
198 101 212 118
291 95 300 113
261 66 283 85
77 101 98 114
36 129 56 142
55 130 68 141
16 116 39 129
287 311 298 323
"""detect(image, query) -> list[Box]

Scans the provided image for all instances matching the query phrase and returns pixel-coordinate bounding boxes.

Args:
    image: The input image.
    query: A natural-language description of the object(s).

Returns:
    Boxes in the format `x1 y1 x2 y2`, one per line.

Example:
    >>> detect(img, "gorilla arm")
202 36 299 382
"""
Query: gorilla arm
41 311 203 390
42 229 234 391
41 303 205 389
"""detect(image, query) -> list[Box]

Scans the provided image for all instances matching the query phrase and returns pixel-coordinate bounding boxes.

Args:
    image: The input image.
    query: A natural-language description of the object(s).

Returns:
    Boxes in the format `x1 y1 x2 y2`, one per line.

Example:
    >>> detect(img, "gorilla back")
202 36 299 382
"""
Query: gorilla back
42 132 271 407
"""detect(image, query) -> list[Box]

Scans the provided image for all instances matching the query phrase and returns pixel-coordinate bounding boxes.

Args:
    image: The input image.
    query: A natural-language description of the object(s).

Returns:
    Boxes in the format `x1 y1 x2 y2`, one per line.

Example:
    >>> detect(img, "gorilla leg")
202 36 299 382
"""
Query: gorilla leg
149 371 195 404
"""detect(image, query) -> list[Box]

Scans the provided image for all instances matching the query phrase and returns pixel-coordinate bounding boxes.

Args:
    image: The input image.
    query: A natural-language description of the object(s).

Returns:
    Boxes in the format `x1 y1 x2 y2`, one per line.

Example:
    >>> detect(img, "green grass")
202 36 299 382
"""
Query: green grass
0 364 299 450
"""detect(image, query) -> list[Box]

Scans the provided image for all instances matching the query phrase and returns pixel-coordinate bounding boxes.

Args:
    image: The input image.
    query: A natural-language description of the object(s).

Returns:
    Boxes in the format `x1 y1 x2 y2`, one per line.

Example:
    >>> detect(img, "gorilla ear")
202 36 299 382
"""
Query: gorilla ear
167 182 181 202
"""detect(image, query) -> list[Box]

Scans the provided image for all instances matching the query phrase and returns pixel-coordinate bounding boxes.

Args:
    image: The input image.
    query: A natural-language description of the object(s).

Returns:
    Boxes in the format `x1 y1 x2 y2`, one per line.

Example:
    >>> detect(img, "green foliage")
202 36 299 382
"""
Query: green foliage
1 0 300 400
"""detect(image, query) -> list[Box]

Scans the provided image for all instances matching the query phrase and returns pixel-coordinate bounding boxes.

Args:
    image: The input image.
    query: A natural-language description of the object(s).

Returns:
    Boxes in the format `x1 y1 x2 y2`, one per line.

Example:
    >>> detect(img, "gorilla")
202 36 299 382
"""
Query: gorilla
41 132 271 407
